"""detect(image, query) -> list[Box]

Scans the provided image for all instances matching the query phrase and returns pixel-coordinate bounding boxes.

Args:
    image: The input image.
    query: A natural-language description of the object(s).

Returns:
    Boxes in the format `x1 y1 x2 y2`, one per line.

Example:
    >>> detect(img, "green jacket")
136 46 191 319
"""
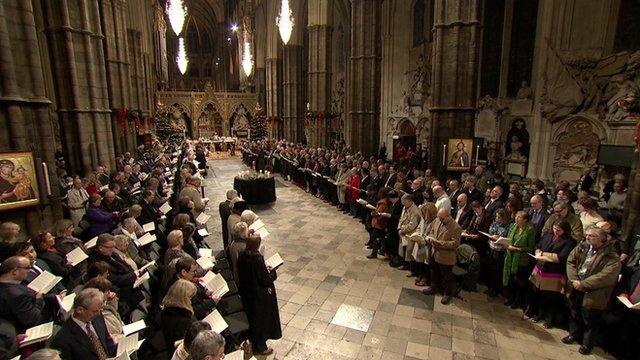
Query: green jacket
503 223 535 285
566 241 621 310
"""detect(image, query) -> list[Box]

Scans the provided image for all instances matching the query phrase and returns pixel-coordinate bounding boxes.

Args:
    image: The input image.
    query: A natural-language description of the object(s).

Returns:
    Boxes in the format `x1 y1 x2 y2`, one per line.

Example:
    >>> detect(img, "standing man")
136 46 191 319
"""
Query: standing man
67 177 90 227
433 186 451 213
219 189 239 250
484 186 504 219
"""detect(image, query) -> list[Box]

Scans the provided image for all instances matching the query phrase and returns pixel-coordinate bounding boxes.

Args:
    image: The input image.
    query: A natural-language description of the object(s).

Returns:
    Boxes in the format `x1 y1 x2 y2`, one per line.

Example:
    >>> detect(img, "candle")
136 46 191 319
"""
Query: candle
442 144 447 167
42 162 51 196
475 145 480 165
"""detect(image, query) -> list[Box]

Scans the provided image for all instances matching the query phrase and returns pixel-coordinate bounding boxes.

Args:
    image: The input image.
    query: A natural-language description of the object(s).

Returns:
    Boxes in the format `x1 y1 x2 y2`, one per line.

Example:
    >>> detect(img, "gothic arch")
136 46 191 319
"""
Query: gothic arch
157 102 193 138
399 118 416 136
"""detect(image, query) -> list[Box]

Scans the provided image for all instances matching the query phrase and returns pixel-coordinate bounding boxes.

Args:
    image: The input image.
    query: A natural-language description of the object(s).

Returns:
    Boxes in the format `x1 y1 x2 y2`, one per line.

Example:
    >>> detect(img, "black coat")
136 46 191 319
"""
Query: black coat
138 199 161 225
484 199 503 219
465 188 485 206
160 306 196 348
51 315 117 360
0 282 47 333
237 252 282 344
219 200 232 247
89 252 143 312
453 206 474 230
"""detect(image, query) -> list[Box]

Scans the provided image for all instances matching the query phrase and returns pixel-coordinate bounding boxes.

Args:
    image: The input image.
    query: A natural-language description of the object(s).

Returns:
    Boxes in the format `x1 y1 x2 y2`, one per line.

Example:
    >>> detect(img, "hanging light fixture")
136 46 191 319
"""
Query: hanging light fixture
276 0 294 45
176 37 189 74
166 0 187 36
242 40 253 76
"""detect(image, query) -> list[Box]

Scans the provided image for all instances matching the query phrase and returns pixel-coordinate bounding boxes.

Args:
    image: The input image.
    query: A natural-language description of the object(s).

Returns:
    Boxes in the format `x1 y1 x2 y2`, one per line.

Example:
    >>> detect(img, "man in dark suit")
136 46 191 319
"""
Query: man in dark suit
219 189 238 250
51 288 117 359
484 186 504 219
527 194 548 240
137 189 161 225
452 194 473 230
0 256 50 333
464 176 484 205
447 180 463 213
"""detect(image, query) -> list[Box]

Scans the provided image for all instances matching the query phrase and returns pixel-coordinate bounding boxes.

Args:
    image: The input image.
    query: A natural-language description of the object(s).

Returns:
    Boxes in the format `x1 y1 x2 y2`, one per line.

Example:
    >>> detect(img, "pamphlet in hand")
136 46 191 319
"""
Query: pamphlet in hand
20 322 54 347
66 247 88 266
197 228 209 237
200 271 229 298
265 253 284 269
85 236 98 249
133 272 150 289
142 222 155 233
56 292 76 316
28 271 62 294
366 204 376 211
494 237 511 247
478 231 494 238
356 198 368 206
137 260 156 274
196 256 215 271
159 202 172 215
618 295 640 310
122 319 147 336
249 219 265 231
135 233 156 247
196 213 211 225
202 197 209 203
225 350 244 360
527 253 553 262
199 248 213 258
255 226 270 240
202 310 228 333
116 333 143 356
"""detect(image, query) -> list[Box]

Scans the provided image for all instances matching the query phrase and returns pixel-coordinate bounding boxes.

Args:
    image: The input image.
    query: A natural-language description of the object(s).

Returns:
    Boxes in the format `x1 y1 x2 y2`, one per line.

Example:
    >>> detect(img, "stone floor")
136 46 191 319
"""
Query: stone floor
202 158 614 360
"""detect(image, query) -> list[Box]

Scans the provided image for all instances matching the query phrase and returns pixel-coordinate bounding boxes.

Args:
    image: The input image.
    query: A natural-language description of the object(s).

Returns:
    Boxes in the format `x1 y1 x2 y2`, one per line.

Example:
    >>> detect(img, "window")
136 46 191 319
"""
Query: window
413 0 426 47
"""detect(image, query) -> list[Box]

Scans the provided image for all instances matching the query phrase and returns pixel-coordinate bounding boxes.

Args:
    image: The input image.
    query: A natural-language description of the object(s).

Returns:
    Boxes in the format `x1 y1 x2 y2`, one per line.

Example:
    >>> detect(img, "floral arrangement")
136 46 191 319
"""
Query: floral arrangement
236 169 272 180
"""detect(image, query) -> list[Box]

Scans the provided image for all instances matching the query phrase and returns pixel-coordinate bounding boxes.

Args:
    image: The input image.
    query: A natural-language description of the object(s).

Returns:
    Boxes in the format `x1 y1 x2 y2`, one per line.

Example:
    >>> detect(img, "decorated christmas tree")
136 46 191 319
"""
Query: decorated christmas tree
250 103 267 140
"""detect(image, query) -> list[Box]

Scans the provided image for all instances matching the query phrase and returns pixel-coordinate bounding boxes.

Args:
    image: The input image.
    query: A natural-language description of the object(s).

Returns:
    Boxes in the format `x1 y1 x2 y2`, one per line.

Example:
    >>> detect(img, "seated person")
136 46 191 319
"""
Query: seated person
51 288 117 359
83 277 126 344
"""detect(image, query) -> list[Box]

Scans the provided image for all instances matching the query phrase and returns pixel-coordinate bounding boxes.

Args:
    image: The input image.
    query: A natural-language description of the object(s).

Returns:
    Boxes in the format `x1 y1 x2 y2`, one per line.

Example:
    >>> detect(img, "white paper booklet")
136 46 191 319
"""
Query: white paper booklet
196 213 211 225
159 202 172 214
196 256 215 271
356 198 368 205
85 236 98 249
199 248 213 258
265 253 284 269
133 272 150 289
117 333 144 355
56 292 76 315
137 260 156 274
203 310 228 333
28 271 62 294
66 247 88 266
249 219 265 231
142 222 155 233
255 226 270 240
20 322 54 347
366 204 376 211
618 295 640 310
202 197 209 203
135 233 156 247
197 228 209 237
200 271 229 298
122 319 146 336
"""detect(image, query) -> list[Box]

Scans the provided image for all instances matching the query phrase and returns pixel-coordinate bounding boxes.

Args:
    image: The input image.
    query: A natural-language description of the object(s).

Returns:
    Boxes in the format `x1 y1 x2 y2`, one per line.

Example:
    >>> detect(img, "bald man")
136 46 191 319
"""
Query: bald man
423 209 462 305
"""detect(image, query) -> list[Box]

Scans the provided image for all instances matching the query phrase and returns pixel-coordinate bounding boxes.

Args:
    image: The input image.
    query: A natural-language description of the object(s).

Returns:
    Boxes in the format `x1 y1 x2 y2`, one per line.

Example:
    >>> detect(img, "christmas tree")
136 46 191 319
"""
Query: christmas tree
250 103 267 140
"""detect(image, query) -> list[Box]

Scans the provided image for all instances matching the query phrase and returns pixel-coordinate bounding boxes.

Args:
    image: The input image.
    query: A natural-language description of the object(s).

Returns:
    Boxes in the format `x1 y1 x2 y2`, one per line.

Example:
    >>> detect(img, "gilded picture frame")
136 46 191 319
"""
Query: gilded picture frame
0 151 40 211
447 138 473 171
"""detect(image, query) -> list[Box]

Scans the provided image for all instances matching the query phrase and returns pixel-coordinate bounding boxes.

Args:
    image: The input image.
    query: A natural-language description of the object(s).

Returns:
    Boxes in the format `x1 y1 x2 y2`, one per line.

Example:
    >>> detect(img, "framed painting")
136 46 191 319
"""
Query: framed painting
447 138 473 171
0 151 40 211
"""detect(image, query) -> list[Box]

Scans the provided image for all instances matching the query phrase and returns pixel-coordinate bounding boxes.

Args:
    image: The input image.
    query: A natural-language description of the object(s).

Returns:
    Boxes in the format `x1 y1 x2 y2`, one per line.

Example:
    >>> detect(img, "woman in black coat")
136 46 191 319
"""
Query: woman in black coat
237 236 282 356
160 279 197 347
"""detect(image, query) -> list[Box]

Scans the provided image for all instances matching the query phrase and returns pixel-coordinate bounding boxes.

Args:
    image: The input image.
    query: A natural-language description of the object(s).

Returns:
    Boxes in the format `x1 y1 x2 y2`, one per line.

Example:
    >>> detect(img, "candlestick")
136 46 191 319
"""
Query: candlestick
442 144 447 167
475 145 480 165
42 162 52 196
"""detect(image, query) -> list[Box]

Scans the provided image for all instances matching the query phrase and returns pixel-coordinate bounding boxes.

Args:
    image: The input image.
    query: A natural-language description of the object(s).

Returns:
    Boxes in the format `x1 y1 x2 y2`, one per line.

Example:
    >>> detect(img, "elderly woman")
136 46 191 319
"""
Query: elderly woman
347 167 362 216
502 211 535 310
527 220 575 328
86 193 115 237
240 210 259 227
413 202 438 287
563 227 621 355
484 208 513 297
230 222 252 280
114 234 143 270
161 279 198 347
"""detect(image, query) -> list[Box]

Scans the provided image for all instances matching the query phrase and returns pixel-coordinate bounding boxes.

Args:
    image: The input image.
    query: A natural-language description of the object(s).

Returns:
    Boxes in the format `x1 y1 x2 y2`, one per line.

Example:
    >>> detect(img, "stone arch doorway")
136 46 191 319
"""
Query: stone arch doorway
393 119 417 161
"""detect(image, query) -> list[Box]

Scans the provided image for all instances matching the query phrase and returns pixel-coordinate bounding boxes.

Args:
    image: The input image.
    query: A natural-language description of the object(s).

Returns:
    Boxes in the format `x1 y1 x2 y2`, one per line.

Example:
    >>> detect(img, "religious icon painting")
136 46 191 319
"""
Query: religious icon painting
0 151 40 211
447 138 473 171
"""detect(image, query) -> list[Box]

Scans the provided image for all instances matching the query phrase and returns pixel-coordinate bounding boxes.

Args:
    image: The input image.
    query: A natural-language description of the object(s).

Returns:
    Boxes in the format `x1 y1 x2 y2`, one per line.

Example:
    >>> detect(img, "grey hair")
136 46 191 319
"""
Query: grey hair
113 234 130 248
240 210 258 224
226 189 238 200
26 348 61 360
74 288 104 309
232 221 248 238
401 194 413 203
586 226 608 241
188 330 225 360
122 217 137 228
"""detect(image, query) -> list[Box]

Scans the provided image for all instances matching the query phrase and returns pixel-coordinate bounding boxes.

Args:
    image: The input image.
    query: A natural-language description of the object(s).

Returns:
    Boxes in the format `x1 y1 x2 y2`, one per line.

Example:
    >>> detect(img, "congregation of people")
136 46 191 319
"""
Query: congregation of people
242 138 638 358
0 140 281 359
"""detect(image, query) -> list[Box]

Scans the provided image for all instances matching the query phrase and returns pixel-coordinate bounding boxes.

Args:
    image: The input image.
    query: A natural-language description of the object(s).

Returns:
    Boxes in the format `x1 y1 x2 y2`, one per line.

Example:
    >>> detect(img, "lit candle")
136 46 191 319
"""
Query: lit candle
442 144 447 167
42 162 51 196
475 145 480 165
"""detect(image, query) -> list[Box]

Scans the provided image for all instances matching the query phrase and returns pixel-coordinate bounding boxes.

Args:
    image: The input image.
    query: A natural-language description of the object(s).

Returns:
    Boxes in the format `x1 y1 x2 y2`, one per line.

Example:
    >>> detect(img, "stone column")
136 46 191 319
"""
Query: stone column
307 24 332 147
282 45 305 142
347 0 381 156
429 0 481 172
265 57 282 138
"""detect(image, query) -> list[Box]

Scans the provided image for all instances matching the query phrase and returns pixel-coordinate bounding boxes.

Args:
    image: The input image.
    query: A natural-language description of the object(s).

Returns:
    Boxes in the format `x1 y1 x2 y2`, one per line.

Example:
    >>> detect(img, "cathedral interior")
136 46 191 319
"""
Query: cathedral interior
1 0 640 359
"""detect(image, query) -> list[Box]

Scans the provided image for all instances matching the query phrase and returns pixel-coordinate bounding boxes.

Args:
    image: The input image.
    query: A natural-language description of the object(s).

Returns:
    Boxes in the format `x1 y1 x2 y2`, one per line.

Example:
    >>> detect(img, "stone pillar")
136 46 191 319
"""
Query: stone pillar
43 0 114 174
99 0 131 156
307 24 332 147
429 0 480 172
282 45 305 142
265 57 282 138
347 0 381 156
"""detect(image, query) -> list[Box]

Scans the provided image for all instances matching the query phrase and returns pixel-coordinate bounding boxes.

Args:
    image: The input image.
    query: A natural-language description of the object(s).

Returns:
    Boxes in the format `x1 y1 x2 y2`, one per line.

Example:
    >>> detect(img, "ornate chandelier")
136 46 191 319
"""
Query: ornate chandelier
166 0 187 36
242 40 253 77
176 37 189 74
276 0 294 45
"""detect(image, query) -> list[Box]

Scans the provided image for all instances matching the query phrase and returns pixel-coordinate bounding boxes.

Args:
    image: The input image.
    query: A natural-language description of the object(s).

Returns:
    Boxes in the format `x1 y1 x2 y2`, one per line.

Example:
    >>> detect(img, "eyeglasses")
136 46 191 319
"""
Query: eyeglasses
17 266 31 270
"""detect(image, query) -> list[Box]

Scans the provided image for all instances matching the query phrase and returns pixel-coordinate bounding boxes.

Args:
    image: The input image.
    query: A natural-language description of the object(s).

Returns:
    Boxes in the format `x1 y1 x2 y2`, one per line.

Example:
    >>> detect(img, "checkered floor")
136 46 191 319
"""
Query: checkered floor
201 158 613 360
